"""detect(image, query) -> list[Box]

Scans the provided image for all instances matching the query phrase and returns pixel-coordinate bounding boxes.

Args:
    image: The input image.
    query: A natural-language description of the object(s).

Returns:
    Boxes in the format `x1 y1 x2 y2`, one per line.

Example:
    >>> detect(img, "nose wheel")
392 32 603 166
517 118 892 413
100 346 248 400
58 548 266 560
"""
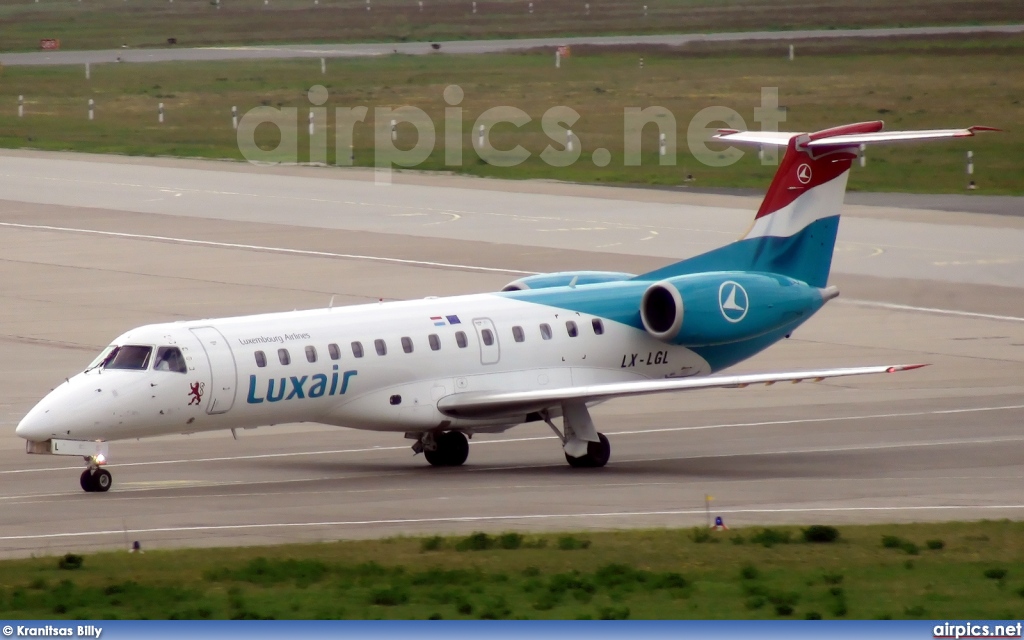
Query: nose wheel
80 463 112 493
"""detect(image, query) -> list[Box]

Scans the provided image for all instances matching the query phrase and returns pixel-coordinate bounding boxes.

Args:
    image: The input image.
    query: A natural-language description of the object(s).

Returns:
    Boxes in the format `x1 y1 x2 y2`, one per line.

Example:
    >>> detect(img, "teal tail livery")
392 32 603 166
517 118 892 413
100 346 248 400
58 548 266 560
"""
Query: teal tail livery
16 121 995 492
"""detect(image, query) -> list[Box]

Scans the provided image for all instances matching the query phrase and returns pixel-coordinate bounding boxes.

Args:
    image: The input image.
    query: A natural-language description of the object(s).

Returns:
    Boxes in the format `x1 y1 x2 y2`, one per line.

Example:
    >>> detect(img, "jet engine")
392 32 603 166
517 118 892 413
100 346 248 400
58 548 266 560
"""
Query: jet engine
639 272 836 347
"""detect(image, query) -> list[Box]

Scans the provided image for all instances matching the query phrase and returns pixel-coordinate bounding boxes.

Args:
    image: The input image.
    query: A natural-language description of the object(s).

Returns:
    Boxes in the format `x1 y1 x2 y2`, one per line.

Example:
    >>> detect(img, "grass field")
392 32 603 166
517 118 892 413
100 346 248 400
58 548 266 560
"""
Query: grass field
2 522 1024 619
0 0 1019 52
0 35 1021 193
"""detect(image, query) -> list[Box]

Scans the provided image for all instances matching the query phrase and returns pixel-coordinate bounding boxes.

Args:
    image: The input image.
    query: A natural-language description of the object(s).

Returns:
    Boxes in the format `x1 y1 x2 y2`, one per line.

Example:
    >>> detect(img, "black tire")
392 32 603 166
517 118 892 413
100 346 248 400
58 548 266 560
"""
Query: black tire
424 431 470 467
80 470 95 492
564 433 611 468
440 431 469 467
94 469 112 492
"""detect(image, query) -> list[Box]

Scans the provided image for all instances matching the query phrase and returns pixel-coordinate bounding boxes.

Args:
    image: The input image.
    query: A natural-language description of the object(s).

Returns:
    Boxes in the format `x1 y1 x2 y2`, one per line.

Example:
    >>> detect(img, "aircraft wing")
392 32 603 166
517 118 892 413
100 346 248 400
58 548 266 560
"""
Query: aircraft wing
436 364 926 419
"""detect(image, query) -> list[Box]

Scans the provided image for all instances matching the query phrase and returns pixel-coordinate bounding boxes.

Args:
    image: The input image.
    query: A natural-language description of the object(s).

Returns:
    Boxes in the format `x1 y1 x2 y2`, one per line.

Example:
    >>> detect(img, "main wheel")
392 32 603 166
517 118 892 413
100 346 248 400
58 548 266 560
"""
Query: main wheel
80 470 95 492
439 431 469 467
565 433 611 468
94 469 112 492
424 431 469 467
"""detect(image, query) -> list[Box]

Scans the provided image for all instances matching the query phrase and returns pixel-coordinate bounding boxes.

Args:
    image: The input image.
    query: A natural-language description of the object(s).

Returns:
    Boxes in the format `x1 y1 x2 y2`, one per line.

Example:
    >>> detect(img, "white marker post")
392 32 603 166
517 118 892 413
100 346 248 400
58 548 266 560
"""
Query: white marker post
366 0 370 10
88 99 94 121
391 119 397 141
472 1 476 13
320 57 326 74
967 150 975 189
585 2 590 14
555 49 561 68
659 132 666 157
85 62 90 80
232 106 238 130
859 143 866 168
643 4 647 15
639 57 644 70
528 1 533 12
418 0 423 10
18 95 24 118
308 112 314 136
566 129 573 152
350 143 355 163
158 102 164 124
477 124 484 150
789 44 794 61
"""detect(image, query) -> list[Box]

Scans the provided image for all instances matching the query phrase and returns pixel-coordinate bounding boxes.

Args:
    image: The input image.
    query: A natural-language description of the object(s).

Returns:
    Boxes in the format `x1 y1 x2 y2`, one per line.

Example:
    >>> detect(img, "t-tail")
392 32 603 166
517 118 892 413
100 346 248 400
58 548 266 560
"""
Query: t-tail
637 121 998 287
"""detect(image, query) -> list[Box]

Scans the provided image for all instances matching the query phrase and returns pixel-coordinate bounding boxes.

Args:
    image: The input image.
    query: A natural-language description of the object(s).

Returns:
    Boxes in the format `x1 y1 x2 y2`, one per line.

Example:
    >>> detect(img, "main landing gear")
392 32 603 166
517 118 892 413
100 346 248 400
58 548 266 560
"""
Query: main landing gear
80 456 112 493
543 402 611 468
414 430 470 467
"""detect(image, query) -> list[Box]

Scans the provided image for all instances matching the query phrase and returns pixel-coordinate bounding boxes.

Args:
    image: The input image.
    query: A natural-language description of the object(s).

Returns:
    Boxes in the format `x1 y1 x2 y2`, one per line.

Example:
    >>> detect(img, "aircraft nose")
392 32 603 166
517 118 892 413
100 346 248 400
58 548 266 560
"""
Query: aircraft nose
16 403 53 441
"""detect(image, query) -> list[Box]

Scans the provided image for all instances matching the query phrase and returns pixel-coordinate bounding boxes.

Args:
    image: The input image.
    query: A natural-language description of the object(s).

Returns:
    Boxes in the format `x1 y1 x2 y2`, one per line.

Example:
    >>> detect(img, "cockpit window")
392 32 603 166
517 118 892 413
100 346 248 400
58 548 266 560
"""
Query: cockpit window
86 345 117 371
153 346 187 373
104 345 153 371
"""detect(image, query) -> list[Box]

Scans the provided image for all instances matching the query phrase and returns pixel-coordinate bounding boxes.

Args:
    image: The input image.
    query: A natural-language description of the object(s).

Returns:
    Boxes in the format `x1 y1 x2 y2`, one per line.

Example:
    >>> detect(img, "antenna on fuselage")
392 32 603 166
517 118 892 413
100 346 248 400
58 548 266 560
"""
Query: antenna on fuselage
569 275 578 288
329 295 335 309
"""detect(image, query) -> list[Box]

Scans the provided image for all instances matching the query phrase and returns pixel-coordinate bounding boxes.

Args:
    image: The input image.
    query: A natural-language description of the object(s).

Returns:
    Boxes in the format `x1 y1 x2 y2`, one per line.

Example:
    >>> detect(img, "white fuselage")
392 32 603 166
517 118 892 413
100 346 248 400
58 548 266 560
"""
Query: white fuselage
16 290 710 443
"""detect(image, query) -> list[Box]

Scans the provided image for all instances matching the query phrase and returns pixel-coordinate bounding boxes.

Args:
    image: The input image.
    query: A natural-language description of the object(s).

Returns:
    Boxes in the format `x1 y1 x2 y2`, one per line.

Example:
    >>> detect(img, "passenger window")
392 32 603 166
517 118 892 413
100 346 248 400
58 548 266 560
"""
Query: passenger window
512 326 525 343
401 337 414 354
566 321 579 337
154 346 187 373
592 318 605 335
328 343 340 360
305 345 317 363
351 341 364 358
105 345 152 371
540 324 552 340
278 348 291 365
455 331 468 348
375 339 387 356
428 334 441 351
254 351 267 368
481 329 494 346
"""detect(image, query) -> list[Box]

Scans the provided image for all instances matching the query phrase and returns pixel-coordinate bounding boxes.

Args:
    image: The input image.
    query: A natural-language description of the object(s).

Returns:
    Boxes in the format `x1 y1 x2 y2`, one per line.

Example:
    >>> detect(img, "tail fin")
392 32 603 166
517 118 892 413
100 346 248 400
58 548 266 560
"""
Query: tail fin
637 121 998 288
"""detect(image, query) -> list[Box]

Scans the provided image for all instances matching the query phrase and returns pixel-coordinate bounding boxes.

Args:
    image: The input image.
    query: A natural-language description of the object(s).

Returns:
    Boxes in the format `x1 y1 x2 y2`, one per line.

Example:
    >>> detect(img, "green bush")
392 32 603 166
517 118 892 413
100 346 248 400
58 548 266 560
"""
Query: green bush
740 564 760 580
775 603 794 616
745 596 766 610
984 568 1008 580
926 539 945 550
498 533 524 550
420 536 443 552
822 572 844 585
557 535 591 551
751 528 792 548
881 535 905 549
456 532 494 551
58 554 83 570
802 525 840 543
805 611 822 620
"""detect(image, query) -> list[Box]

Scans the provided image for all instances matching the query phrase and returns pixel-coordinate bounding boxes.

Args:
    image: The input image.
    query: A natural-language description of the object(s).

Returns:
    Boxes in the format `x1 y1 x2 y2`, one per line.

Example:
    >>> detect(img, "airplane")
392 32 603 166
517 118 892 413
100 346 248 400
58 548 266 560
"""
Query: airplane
15 120 995 492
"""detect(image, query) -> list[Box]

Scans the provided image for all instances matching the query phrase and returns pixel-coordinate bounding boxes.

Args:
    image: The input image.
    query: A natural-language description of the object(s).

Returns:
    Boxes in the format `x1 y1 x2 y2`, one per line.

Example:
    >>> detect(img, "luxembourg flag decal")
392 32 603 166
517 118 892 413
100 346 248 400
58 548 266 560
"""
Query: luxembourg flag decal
430 315 462 326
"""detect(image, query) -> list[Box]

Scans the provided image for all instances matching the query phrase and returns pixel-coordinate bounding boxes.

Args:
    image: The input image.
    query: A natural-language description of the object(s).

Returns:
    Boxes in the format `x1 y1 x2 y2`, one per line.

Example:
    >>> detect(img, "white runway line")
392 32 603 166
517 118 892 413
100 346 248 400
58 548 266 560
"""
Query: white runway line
4 221 1024 322
3 503 1024 542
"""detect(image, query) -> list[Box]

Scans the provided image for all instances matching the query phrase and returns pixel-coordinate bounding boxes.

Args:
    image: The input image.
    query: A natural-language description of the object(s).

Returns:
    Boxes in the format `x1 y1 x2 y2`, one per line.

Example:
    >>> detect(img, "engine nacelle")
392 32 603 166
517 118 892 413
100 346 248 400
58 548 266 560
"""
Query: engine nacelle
640 272 834 346
502 271 635 292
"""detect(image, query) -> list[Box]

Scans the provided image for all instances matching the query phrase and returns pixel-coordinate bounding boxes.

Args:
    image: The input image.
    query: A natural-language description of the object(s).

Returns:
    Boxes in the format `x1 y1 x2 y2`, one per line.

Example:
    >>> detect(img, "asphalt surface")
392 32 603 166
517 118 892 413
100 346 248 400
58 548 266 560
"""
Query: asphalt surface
1 151 1023 558
2 24 1023 66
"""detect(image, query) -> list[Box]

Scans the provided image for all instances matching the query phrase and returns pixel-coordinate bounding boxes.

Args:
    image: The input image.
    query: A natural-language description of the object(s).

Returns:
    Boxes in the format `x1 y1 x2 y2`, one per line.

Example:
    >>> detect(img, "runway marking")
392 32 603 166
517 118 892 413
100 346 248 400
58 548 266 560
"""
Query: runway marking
3 221 1024 322
836 299 1024 324
0 222 537 277
3 403 1023 476
3 503 1024 542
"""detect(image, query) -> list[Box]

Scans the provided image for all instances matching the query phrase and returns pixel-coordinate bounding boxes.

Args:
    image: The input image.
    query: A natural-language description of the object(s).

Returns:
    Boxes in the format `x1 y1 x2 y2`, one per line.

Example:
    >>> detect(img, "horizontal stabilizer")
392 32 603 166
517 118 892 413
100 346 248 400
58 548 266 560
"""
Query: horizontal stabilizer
715 122 999 148
437 364 927 419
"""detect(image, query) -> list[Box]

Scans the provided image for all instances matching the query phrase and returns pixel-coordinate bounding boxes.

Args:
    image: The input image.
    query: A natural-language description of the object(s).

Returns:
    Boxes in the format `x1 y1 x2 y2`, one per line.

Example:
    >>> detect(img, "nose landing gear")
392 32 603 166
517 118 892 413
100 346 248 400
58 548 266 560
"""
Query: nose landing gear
80 456 112 492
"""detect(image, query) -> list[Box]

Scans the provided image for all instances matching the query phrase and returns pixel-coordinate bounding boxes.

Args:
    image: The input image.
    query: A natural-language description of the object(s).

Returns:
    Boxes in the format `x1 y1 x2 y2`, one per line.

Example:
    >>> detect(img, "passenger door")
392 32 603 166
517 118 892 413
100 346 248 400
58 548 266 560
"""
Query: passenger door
472 318 500 365
189 326 237 414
